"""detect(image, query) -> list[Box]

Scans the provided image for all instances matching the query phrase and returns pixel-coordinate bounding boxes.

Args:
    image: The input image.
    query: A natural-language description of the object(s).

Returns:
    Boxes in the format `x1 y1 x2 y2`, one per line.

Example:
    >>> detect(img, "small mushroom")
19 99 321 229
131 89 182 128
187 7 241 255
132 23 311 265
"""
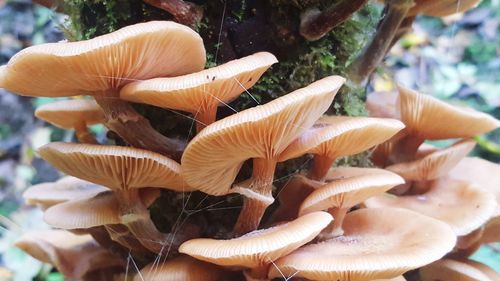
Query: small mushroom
23 176 108 210
135 255 236 281
14 230 124 280
365 178 497 236
120 52 278 132
269 208 456 281
279 116 405 181
35 99 104 143
38 142 194 252
408 0 482 17
179 212 333 280
420 259 499 281
298 167 404 239
182 76 345 235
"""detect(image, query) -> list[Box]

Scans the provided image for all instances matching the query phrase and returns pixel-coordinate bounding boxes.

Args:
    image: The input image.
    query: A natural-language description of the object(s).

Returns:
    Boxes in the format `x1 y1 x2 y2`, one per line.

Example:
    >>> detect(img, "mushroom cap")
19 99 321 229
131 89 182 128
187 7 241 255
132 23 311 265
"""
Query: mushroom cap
120 52 277 113
279 116 405 162
372 277 406 281
269 207 456 281
44 191 121 229
14 230 124 280
38 142 192 192
179 211 333 268
449 157 500 217
366 91 399 119
23 176 108 209
182 75 345 195
419 259 499 281
35 99 104 129
397 85 500 140
135 255 234 281
386 139 476 181
365 178 497 235
409 0 482 17
299 167 404 216
1 21 206 97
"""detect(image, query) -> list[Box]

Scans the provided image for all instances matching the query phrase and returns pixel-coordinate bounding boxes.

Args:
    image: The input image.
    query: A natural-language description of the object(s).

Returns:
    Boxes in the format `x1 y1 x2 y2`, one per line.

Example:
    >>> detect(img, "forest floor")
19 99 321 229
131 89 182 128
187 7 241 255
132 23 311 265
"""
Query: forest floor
0 0 498 280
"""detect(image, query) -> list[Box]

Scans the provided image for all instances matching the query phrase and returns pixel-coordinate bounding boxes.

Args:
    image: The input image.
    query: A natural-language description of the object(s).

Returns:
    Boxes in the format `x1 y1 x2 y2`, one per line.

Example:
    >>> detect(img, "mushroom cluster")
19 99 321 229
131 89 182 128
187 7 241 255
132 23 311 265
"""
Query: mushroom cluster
1 21 499 281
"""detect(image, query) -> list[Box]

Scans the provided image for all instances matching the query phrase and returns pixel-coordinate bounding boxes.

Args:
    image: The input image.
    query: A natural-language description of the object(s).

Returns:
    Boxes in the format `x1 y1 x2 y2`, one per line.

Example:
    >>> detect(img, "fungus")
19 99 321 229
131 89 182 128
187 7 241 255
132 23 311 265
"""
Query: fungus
365 178 497 236
408 0 482 17
14 230 124 280
38 142 194 252
182 75 345 235
298 167 404 239
482 216 499 244
135 255 236 281
35 99 104 143
366 90 399 119
120 52 278 132
22 176 107 210
1 21 206 157
269 208 456 281
179 212 332 279
279 116 405 181
419 259 499 281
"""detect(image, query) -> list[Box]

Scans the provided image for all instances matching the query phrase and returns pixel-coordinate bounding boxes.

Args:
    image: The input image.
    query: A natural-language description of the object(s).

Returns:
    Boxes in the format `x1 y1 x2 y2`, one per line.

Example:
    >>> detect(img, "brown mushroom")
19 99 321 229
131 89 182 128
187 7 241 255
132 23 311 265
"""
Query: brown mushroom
419 259 499 281
120 52 278 132
35 99 104 143
269 208 456 281
179 212 333 279
182 75 345 235
408 0 482 17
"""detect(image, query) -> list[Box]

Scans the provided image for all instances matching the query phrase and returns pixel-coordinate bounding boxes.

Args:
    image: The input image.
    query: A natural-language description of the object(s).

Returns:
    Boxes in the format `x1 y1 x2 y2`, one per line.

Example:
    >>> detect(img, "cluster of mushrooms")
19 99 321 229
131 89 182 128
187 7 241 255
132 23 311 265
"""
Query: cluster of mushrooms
0 21 499 281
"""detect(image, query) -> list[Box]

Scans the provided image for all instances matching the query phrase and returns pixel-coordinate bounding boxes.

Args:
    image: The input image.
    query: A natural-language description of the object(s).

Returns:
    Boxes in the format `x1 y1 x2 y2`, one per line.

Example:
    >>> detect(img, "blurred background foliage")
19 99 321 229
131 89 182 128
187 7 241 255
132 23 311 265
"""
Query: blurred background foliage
0 0 498 280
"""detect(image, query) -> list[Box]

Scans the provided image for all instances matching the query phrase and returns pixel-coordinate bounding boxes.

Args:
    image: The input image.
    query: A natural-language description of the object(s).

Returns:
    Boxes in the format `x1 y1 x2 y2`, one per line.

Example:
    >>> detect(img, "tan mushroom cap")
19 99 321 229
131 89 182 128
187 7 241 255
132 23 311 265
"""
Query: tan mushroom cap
135 255 234 281
0 65 5 87
35 99 104 129
23 176 108 209
182 75 345 195
38 142 192 192
269 208 456 281
419 259 499 281
179 211 332 268
366 91 399 119
409 0 481 17
120 52 277 116
449 157 500 217
365 178 497 235
279 116 405 161
372 277 406 281
386 139 476 181
1 21 206 97
44 191 121 229
397 85 500 140
14 230 124 280
299 167 404 216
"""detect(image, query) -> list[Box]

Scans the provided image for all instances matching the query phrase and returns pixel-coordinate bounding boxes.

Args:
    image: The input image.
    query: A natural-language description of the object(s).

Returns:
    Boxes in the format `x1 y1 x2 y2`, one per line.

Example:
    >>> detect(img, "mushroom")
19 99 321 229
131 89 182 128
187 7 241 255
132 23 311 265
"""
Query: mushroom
179 212 333 280
366 90 399 119
1 21 206 157
38 142 194 252
386 139 476 194
298 167 404 239
408 0 482 17
269 208 456 281
22 176 108 210
481 216 499 244
365 178 497 236
120 52 278 132
278 116 405 181
35 99 104 143
182 75 345 235
135 255 236 281
392 85 500 162
419 259 499 281
14 230 124 280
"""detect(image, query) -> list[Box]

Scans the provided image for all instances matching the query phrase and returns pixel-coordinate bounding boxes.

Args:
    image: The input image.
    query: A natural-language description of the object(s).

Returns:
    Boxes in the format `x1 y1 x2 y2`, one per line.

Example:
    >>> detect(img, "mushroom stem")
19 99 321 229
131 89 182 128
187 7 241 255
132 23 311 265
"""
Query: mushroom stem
246 265 272 280
318 207 349 240
88 226 136 255
94 95 184 159
194 105 217 132
409 179 432 195
74 122 98 144
104 224 151 253
348 0 414 84
391 135 424 163
299 0 369 41
308 154 336 182
271 176 316 222
233 158 277 236
143 0 203 27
